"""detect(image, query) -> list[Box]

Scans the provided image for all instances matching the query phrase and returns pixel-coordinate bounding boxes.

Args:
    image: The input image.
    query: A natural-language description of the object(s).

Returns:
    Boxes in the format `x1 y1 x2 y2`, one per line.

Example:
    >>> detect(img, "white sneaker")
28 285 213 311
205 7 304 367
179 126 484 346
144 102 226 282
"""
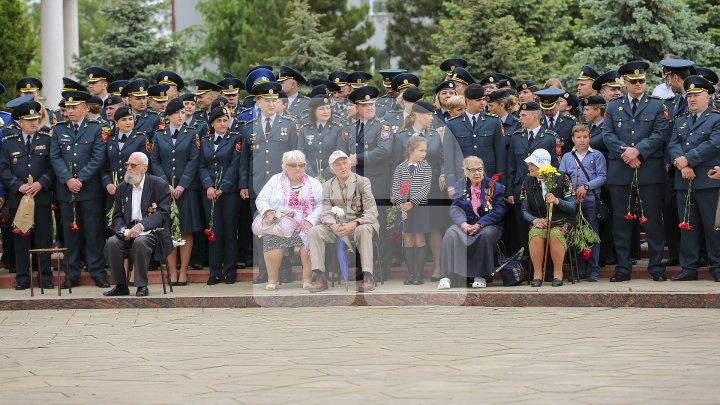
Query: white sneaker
472 277 487 288
437 277 451 289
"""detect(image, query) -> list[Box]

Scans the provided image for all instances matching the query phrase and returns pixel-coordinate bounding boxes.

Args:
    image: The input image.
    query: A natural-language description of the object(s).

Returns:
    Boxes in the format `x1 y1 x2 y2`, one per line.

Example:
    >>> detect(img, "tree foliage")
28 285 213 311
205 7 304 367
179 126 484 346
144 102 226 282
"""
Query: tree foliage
385 0 445 71
0 0 36 103
269 0 346 79
308 0 375 71
683 0 720 68
72 0 181 80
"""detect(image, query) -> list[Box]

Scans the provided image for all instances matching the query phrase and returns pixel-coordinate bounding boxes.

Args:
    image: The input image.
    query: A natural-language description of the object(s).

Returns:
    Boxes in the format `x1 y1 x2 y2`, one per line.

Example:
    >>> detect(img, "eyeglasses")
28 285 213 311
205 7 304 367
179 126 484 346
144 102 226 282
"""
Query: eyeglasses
286 163 306 168
627 78 646 85
125 162 143 169
465 167 484 174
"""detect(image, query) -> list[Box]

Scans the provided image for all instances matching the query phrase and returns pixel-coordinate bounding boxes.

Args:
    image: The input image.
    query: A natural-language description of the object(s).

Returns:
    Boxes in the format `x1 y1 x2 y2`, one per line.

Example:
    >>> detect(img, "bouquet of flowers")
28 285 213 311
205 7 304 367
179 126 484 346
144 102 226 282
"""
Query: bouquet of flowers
624 168 648 223
106 172 119 230
170 177 186 247
679 180 693 230
572 205 600 259
204 168 223 242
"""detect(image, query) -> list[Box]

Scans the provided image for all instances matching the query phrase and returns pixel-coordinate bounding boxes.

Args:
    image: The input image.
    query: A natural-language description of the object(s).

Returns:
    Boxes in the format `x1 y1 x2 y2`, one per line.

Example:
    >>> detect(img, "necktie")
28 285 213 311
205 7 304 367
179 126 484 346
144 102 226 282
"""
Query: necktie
472 115 477 130
172 129 178 140
692 114 697 125
25 136 31 150
528 130 534 144
548 117 555 130
318 124 324 133
443 111 450 121
631 98 638 114
264 117 272 137
214 135 222 145
588 123 594 133
73 124 79 135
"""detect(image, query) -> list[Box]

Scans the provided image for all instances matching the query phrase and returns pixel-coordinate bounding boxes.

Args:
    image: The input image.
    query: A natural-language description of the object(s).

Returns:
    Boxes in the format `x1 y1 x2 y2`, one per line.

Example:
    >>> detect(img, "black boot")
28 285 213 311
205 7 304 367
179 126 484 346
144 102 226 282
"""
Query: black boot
403 247 415 285
413 245 426 285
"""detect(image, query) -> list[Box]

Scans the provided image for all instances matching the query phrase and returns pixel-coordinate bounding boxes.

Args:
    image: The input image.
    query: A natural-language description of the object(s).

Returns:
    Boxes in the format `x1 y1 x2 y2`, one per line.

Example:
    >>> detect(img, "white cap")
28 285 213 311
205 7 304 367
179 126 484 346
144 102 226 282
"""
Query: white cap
524 149 552 168
328 150 349 166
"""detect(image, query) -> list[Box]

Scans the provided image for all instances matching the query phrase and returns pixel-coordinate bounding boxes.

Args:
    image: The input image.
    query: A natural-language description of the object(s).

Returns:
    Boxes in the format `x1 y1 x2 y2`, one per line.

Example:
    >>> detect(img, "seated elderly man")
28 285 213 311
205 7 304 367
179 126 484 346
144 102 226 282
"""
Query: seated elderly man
308 151 380 293
103 152 172 297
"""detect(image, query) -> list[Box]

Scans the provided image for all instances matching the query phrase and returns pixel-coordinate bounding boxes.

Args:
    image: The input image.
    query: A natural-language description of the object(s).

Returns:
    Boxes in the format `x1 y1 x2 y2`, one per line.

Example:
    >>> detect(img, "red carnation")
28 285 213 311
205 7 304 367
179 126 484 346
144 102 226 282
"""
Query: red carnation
399 181 410 197
204 228 212 236
70 222 80 231
50 204 59 212
624 213 634 220
491 173 501 181
207 234 216 242
638 216 648 224
578 249 592 260
678 222 693 230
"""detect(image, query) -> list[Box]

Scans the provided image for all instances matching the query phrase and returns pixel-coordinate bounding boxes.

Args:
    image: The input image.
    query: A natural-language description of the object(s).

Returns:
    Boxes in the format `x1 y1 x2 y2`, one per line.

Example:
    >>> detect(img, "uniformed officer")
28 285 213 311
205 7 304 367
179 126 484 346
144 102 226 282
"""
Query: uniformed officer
86 96 106 123
376 69 407 115
696 67 719 101
445 83 507 195
433 80 458 123
200 107 241 285
479 72 508 95
50 90 110 288
507 101 561 252
667 75 720 282
103 95 124 125
62 77 87 92
661 59 696 120
448 67 475 96
102 105 150 222
15 77 48 117
156 70 185 100
486 89 521 152
181 93 199 127
345 71 372 90
151 98 202 285
108 80 129 98
122 79 162 137
536 88 579 155
343 85 394 281
581 95 608 154
147 83 170 115
576 65 600 105
593 70 624 103
237 67 276 124
0 101 55 289
239 81 298 283
192 79 222 132
277 66 310 117
516 80 538 105
602 61 670 282
297 95 345 181
440 58 468 81
86 66 115 105
328 71 351 103
384 85 424 130
218 76 245 117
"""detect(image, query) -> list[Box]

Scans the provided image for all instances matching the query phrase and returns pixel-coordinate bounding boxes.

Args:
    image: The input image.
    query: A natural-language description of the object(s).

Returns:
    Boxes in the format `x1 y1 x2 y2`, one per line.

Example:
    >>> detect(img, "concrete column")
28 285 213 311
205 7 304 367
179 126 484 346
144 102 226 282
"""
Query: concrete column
41 0 65 108
63 0 80 77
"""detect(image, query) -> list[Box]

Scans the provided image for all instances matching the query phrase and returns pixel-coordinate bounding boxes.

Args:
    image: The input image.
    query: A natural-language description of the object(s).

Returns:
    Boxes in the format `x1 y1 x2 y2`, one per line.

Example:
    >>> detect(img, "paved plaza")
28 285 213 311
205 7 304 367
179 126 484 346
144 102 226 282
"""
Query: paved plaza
1 306 719 404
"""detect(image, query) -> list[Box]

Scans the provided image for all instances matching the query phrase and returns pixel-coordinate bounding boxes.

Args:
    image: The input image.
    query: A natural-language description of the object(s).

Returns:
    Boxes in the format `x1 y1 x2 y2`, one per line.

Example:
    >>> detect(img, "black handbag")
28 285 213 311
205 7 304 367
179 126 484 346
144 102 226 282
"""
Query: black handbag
572 152 610 221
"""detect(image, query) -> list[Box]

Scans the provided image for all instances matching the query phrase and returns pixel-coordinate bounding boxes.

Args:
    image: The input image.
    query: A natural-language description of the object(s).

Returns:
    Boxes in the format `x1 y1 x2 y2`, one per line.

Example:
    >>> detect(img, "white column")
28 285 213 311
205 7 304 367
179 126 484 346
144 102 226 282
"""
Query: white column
63 0 79 77
41 0 65 108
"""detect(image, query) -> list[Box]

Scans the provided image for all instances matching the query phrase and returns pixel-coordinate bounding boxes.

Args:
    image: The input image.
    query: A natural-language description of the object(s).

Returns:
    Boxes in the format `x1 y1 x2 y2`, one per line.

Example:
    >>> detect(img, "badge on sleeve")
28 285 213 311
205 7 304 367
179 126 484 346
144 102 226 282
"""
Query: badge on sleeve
101 127 111 142
235 140 242 152
146 140 153 153
381 125 392 140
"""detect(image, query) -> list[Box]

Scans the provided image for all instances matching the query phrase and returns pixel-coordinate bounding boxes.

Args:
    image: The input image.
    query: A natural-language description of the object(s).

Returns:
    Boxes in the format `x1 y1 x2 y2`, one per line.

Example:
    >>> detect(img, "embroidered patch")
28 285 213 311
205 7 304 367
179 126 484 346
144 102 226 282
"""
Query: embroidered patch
101 127 111 142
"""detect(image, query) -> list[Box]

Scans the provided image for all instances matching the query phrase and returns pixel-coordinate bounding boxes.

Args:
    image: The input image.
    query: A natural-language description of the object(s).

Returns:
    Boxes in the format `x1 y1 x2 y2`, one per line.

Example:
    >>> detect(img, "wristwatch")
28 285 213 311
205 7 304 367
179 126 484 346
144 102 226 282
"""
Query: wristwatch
582 184 589 191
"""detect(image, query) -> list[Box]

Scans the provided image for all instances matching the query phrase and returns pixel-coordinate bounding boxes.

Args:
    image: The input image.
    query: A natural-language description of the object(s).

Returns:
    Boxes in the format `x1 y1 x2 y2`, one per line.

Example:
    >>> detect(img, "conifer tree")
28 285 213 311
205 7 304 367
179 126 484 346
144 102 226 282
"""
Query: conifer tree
0 0 36 103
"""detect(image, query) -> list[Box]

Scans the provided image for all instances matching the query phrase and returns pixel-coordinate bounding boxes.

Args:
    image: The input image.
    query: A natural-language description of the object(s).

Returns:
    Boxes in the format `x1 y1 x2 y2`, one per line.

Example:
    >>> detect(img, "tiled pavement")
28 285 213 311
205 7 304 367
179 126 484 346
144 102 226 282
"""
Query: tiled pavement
1 306 719 404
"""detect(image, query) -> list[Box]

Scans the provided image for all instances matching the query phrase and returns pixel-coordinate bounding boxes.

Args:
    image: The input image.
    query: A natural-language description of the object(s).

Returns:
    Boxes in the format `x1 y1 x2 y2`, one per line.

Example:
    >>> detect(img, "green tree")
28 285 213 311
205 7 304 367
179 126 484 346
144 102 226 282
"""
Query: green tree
269 0 346 79
308 0 375 71
574 0 717 78
385 0 445 71
72 0 182 80
78 0 113 57
683 0 720 68
0 0 36 103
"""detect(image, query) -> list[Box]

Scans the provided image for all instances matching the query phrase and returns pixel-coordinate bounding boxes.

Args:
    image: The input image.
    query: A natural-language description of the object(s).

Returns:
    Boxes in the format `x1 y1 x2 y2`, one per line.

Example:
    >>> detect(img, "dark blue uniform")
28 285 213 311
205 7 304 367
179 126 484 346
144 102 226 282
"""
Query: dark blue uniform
287 95 310 118
444 113 507 188
0 128 55 286
297 122 345 181
133 109 161 138
603 93 669 278
667 108 720 278
50 117 109 283
102 129 150 211
542 112 578 155
200 131 241 281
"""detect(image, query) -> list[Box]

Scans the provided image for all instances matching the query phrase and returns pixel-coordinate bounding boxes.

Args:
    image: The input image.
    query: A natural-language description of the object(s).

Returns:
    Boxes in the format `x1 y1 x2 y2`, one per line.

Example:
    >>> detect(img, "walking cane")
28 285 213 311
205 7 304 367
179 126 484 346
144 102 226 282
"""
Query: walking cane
540 202 554 286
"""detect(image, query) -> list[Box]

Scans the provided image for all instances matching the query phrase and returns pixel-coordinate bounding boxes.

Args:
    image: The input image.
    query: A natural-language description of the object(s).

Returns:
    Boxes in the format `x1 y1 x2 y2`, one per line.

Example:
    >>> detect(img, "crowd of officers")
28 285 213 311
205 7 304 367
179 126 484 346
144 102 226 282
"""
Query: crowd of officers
0 57 719 291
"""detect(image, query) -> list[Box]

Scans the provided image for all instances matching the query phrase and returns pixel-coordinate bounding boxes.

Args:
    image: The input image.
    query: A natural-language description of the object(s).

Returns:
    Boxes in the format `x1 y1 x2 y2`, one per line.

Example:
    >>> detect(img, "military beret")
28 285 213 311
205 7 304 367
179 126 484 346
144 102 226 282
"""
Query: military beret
391 73 420 92
104 95 124 108
165 98 184 116
346 71 372 89
208 106 228 124
61 90 91 106
6 94 35 108
114 106 132 121
347 86 379 104
87 95 103 106
412 100 435 114
684 75 715 95
659 59 696 75
516 80 537 93
695 67 718 86
245 68 275 92
449 67 475 86
479 73 501 86
520 102 541 112
497 76 516 89
379 69 407 87
577 65 599 81
180 93 196 103
16 77 42 93
582 94 607 107
402 87 424 103
62 77 87 92
592 70 623 91
310 94 332 108
435 80 456 94
486 89 510 103
11 101 42 121
328 71 348 86
108 80 129 96
278 66 307 84
309 84 329 98
561 92 578 108
534 88 566 109
251 81 282 98
86 66 115 83
218 77 245 95
618 61 650 79
310 78 340 93
194 79 222 95
156 70 185 90
122 79 150 97
148 83 170 101
211 97 229 110
440 58 468 74
464 83 485 100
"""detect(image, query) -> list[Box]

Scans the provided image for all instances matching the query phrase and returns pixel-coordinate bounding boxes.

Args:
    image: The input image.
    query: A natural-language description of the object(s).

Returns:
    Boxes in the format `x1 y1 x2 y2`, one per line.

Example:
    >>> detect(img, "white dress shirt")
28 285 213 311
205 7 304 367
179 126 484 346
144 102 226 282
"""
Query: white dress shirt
131 174 146 223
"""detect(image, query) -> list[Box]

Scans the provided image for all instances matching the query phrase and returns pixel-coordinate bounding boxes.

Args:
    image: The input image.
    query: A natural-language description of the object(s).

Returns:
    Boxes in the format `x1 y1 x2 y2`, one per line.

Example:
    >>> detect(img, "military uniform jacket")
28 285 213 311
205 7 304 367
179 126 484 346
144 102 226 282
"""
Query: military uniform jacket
602 93 669 185
150 123 201 190
288 95 311 118
342 117 394 199
507 127 561 199
297 122 345 181
50 118 108 202
588 120 608 154
667 108 720 190
102 130 150 188
444 113 507 187
200 131 241 193
239 115 298 196
501 114 521 149
542 112 578 155
0 128 55 208
133 110 162 138
382 109 405 130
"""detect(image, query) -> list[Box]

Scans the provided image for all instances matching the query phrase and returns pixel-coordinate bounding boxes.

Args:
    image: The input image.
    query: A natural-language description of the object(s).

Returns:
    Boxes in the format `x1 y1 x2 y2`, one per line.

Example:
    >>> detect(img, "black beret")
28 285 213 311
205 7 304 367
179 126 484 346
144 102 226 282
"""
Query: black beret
208 106 228 124
582 94 607 107
104 95 124 108
309 85 329 98
412 100 435 114
211 97 229 110
520 102 541 112
486 89 510 103
87 95 103 106
165 98 185 115
114 106 132 121
464 83 485 100
180 93 196 102
310 94 332 108
516 80 537 92
402 87 424 103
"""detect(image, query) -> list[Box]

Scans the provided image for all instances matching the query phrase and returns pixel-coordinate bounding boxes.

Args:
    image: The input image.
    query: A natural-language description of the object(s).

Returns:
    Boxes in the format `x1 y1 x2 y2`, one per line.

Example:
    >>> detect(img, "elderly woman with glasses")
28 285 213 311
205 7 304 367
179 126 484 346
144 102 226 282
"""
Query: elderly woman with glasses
255 150 324 291
438 156 506 289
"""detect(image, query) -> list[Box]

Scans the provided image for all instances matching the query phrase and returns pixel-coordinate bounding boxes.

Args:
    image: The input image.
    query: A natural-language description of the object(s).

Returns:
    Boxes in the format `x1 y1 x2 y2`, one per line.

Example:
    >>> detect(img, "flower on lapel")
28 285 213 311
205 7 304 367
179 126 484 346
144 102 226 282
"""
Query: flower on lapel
158 121 166 131
146 140 153 153
101 127 111 143
147 202 157 214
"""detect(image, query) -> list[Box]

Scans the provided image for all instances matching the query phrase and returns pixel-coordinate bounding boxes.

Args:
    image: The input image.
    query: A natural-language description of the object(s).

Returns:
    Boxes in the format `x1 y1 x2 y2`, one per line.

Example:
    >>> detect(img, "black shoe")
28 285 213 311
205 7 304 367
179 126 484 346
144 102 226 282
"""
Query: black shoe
610 272 631 282
531 279 541 287
176 281 188 286
60 279 80 289
651 272 668 281
713 273 720 282
252 273 268 284
171 281 179 286
586 277 599 282
136 286 149 297
14 283 29 290
280 272 292 284
552 278 563 287
206 276 221 285
412 276 424 285
7 267 16 274
192 263 204 270
41 282 54 289
94 278 110 288
661 258 679 266
103 285 130 296
671 270 698 281
224 278 236 285
403 274 414 285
